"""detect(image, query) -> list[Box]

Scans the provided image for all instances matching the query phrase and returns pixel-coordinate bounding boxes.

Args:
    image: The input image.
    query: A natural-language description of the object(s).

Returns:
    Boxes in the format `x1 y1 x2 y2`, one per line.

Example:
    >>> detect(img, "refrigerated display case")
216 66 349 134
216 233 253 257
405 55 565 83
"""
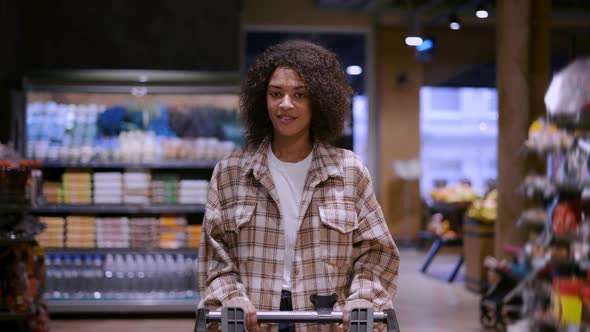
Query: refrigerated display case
12 70 241 314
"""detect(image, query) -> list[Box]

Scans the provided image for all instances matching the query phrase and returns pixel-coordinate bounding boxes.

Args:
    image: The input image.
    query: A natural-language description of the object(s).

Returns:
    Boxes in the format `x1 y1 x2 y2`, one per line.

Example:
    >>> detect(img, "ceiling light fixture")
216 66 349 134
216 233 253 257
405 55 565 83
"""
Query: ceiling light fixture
449 13 461 30
346 65 363 75
475 2 489 18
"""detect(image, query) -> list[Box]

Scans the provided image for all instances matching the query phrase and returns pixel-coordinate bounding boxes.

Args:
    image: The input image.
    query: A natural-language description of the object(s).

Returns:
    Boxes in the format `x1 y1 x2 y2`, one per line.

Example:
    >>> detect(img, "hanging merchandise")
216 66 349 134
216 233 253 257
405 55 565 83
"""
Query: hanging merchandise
497 57 590 331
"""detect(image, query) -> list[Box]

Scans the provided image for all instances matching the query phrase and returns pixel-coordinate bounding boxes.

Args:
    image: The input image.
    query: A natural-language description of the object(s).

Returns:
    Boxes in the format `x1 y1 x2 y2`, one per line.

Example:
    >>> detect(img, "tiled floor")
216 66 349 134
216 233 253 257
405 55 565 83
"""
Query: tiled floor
49 247 485 331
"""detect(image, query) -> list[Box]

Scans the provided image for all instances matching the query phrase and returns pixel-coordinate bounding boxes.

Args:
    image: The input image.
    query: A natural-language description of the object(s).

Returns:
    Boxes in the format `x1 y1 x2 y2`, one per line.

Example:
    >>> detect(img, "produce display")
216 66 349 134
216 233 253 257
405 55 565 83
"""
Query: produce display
525 118 572 152
466 189 497 223
430 182 477 203
426 212 457 239
481 58 590 331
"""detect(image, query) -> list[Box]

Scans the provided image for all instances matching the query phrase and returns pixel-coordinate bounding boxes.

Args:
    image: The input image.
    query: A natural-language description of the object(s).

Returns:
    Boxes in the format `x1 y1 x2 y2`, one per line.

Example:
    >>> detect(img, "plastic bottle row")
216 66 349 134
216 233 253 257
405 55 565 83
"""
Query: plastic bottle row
44 252 199 300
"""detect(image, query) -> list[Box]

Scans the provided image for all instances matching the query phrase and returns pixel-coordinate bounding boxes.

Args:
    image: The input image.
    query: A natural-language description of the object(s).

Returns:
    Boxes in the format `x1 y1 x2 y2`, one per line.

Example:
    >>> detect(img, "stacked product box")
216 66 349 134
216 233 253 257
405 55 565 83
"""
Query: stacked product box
124 171 150 205
42 181 62 204
96 217 130 248
178 180 208 205
186 225 202 248
129 217 159 248
37 216 66 248
66 216 96 248
151 174 178 204
62 171 92 204
159 216 187 249
93 172 123 204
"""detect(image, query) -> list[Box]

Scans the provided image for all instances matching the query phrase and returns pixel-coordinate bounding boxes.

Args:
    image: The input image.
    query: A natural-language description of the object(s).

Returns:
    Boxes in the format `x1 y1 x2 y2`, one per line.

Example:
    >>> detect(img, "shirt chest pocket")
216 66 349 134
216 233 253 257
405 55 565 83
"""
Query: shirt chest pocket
224 202 257 264
318 201 358 267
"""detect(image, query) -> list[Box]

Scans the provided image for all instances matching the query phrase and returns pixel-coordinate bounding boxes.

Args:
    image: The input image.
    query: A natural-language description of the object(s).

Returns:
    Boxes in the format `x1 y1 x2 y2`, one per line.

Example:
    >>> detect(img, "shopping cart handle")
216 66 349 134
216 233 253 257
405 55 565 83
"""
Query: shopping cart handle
195 308 400 332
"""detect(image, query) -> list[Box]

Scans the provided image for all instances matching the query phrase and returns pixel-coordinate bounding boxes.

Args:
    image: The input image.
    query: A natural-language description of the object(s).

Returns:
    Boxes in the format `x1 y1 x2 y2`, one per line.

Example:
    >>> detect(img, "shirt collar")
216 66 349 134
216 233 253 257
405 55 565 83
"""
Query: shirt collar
242 137 344 182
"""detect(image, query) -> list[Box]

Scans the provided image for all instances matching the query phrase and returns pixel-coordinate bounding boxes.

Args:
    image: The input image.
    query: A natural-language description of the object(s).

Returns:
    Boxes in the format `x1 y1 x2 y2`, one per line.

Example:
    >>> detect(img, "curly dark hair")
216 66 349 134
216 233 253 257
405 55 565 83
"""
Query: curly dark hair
240 39 353 149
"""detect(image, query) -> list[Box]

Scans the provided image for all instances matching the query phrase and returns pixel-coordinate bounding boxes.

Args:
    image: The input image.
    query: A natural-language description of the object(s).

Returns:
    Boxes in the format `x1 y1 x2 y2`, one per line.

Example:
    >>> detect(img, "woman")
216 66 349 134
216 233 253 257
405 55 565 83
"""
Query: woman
198 40 399 332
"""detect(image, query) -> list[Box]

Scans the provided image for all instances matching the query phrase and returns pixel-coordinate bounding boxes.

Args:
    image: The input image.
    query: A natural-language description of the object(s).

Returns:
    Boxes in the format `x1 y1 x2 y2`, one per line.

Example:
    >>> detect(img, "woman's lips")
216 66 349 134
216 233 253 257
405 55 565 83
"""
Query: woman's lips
277 115 295 125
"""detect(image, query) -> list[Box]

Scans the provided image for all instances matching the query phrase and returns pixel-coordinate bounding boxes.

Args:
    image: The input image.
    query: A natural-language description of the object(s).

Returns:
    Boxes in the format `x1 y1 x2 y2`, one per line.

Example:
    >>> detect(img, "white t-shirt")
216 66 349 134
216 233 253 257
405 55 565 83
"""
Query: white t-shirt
267 145 313 291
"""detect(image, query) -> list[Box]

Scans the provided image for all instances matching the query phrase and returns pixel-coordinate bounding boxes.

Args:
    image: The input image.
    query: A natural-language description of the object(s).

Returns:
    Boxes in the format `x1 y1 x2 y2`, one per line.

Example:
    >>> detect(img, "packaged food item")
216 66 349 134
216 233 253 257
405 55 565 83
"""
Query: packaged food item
550 278 583 324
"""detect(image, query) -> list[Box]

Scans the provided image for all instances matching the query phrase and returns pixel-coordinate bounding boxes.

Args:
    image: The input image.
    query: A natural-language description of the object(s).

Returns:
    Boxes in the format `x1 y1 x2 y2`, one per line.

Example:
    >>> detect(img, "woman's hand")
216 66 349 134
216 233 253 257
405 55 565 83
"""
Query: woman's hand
224 297 259 332
338 299 374 332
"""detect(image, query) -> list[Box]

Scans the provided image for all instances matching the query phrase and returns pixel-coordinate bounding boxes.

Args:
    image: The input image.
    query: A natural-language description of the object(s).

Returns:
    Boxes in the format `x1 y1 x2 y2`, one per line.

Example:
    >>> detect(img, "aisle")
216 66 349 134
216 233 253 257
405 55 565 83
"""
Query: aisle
49 248 484 332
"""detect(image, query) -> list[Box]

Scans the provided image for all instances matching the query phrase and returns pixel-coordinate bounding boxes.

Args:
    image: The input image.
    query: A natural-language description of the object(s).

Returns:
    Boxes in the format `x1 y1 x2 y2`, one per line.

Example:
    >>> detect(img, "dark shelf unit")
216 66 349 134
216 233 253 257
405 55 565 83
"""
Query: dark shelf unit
46 298 199 314
0 311 29 321
30 204 206 215
45 247 198 255
15 70 236 315
0 238 36 246
39 160 218 170
0 204 29 213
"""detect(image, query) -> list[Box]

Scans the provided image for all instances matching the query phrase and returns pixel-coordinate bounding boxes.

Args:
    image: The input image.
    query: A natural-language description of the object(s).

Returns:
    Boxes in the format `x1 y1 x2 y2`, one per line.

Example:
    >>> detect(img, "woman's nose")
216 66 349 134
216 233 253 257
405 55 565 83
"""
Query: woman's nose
279 95 294 109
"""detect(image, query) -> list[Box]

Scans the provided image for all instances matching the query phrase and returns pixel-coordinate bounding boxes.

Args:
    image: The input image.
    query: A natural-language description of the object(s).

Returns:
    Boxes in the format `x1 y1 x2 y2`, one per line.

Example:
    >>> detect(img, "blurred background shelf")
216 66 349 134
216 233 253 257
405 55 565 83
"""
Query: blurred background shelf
0 311 29 321
39 160 218 170
46 298 199 314
30 204 206 215
44 247 198 254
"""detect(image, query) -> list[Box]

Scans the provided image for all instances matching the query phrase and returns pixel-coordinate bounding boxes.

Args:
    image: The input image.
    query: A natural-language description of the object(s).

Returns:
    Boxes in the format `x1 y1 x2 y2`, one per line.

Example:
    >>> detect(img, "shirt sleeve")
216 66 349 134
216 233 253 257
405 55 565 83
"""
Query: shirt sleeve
197 163 249 310
347 164 400 310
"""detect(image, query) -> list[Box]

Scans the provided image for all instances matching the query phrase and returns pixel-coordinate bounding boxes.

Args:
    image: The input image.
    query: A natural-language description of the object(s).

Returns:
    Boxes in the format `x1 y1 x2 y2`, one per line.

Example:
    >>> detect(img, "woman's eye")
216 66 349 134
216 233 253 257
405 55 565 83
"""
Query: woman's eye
295 92 306 98
270 92 281 97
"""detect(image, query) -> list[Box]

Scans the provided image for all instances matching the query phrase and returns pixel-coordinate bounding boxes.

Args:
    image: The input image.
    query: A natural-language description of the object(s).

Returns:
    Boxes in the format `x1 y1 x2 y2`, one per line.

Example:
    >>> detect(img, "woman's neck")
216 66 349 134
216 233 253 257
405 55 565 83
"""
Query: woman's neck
271 134 312 163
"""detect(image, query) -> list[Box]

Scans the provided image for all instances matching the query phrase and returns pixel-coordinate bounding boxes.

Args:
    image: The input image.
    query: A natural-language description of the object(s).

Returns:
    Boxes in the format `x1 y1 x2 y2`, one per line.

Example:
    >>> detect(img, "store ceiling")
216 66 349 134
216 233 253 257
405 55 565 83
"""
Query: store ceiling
315 0 590 26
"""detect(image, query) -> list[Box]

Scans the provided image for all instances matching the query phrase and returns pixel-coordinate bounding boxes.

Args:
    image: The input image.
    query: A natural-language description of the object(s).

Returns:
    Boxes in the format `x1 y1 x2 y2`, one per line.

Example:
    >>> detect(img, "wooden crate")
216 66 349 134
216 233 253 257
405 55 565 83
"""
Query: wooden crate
463 217 494 293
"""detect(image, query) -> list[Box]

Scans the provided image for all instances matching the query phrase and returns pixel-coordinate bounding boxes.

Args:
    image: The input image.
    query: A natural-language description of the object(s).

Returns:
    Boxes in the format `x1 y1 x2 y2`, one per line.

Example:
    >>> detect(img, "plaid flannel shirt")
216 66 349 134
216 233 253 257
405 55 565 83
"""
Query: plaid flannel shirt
198 138 400 331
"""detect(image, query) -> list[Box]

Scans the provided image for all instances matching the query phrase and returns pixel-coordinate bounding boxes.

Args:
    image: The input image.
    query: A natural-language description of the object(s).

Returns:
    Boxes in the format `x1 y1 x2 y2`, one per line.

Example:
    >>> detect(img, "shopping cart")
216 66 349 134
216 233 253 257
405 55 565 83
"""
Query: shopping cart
194 294 400 332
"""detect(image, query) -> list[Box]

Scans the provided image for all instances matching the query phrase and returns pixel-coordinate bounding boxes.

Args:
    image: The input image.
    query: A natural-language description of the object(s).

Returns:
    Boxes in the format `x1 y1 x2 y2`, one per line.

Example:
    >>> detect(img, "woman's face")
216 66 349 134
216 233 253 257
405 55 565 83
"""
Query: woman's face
266 67 312 142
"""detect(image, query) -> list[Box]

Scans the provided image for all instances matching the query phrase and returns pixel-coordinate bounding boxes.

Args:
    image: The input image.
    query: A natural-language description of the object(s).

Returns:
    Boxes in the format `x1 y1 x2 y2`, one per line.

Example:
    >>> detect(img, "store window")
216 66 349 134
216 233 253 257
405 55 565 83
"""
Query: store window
244 30 369 162
420 86 498 197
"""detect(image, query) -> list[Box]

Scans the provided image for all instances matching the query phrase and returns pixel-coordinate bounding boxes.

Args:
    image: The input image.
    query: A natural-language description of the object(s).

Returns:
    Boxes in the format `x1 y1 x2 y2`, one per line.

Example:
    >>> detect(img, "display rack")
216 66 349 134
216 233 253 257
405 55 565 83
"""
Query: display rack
418 200 468 283
47 298 199 314
14 70 240 314
39 160 218 170
31 204 206 215
487 115 590 330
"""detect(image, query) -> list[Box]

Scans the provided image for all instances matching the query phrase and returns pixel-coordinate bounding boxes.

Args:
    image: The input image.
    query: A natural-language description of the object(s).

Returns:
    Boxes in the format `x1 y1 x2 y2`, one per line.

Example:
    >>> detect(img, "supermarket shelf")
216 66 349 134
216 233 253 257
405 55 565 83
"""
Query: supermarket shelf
0 238 36 246
0 311 28 321
45 247 198 255
549 113 590 131
39 160 218 170
30 204 206 215
0 203 29 213
46 298 200 314
521 145 566 158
